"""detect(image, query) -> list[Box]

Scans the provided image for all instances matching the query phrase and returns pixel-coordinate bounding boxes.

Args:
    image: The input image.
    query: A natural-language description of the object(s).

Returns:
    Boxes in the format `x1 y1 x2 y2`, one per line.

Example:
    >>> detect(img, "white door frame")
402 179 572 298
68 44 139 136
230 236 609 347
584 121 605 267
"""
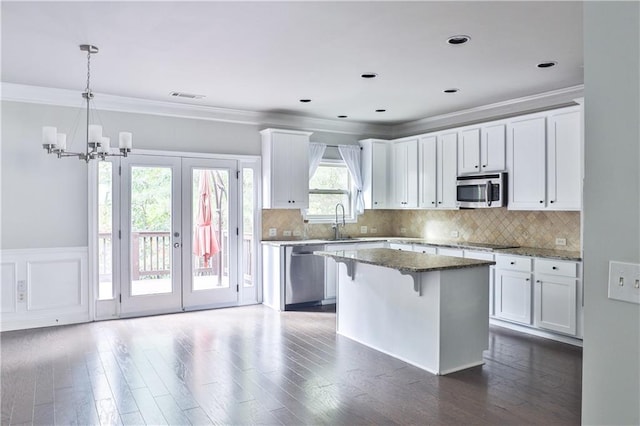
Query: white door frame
90 150 262 320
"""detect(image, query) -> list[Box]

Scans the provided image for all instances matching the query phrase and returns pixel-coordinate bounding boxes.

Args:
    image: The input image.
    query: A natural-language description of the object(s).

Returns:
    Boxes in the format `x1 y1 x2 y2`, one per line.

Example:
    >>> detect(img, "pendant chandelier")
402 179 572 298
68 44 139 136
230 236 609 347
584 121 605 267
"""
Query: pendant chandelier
42 44 132 162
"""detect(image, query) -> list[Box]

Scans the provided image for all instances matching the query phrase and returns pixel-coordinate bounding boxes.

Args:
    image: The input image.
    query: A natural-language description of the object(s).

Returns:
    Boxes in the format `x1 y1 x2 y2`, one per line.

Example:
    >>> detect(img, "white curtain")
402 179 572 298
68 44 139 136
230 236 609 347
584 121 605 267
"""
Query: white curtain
309 143 327 179
338 145 365 215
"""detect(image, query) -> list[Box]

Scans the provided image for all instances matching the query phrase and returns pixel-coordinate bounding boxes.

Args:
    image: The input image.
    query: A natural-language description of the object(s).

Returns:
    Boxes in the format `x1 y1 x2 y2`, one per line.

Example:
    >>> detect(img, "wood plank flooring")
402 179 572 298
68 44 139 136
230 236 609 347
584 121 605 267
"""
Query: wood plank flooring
1 305 582 425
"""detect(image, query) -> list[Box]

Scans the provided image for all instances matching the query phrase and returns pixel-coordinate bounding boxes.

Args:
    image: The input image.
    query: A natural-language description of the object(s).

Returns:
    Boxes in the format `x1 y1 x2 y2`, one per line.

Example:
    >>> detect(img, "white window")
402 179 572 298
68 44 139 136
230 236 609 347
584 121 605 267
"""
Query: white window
306 160 357 223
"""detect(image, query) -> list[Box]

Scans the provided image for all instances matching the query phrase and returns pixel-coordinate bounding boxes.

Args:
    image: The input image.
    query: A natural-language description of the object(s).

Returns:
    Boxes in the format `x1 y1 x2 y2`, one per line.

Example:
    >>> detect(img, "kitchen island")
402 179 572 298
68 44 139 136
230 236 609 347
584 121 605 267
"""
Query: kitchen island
316 248 495 375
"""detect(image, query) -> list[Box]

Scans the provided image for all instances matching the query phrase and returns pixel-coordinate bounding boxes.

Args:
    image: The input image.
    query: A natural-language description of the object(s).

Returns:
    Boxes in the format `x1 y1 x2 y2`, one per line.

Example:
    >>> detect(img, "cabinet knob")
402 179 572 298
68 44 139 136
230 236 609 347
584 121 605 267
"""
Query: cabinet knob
550 200 555 204
288 200 291 203
482 165 487 167
292 200 295 203
552 266 558 270
539 200 544 203
374 201 378 205
431 201 435 204
438 201 442 204
474 165 479 168
510 261 515 265
536 280 541 283
525 278 530 281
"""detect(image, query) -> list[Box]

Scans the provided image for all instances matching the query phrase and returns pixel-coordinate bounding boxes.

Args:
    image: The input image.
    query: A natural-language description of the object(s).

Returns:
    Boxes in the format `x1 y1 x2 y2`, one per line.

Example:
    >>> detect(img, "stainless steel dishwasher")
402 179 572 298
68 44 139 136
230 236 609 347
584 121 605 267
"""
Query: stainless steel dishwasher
285 244 325 306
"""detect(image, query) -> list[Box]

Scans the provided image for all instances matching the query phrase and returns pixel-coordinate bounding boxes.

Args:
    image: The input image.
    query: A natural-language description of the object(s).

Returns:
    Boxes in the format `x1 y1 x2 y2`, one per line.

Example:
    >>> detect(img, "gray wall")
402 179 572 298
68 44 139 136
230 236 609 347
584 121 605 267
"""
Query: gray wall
583 2 640 425
0 100 361 249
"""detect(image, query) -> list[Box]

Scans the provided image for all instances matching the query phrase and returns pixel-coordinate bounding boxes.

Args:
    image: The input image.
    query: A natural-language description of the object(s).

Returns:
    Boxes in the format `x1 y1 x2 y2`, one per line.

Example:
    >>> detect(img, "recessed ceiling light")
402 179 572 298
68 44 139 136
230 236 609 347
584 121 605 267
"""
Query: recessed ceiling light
537 61 558 68
299 99 311 103
337 115 348 119
375 109 386 112
361 73 378 79
169 91 206 99
443 88 459 94
447 35 471 45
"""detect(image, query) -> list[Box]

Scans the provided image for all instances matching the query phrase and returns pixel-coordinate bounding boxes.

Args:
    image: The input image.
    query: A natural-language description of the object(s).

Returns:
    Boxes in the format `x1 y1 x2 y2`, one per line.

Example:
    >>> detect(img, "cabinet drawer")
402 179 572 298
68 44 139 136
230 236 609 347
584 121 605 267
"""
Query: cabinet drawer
437 247 464 258
413 245 437 254
496 255 532 272
464 250 494 261
534 259 578 278
388 243 413 251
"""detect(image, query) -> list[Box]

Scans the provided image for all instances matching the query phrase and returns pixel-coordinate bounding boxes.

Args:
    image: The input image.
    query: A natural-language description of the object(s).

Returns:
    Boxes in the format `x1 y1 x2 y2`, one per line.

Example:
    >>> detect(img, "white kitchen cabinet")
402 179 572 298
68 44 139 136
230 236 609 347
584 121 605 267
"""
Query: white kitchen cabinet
413 244 437 254
261 128 311 209
546 107 582 210
418 131 458 209
507 106 582 211
388 242 414 251
534 258 579 336
494 254 532 325
390 138 419 208
507 114 547 210
360 139 390 209
458 123 506 175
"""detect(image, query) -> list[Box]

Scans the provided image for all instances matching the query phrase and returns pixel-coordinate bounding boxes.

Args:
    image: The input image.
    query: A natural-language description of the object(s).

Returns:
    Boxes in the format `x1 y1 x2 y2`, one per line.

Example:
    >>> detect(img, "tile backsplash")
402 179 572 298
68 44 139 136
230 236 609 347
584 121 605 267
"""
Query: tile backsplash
262 208 581 251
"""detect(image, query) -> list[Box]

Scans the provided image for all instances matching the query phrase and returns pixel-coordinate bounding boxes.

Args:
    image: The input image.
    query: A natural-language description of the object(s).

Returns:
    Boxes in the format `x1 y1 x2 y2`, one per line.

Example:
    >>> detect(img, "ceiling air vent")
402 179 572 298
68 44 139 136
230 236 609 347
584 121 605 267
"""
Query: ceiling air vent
169 91 206 99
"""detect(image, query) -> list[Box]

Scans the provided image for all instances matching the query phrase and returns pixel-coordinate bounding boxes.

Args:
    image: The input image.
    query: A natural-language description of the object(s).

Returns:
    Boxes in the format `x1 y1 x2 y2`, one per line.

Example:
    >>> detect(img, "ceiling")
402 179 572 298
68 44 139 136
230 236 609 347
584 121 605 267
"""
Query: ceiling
1 1 583 125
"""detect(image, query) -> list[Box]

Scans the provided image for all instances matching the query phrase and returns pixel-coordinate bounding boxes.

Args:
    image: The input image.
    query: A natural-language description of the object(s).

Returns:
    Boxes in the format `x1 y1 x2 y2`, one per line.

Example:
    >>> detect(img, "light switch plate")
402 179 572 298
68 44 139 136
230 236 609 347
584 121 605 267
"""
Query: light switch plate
555 238 567 246
400 227 407 234
360 226 368 234
268 228 277 237
608 261 640 305
283 230 292 237
370 227 377 234
450 230 459 238
293 230 302 237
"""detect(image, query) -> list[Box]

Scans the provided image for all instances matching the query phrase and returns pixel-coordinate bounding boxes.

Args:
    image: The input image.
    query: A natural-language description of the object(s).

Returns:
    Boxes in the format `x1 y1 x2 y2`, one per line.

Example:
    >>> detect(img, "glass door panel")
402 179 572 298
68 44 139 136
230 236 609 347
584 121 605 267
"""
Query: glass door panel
182 159 238 309
121 156 182 316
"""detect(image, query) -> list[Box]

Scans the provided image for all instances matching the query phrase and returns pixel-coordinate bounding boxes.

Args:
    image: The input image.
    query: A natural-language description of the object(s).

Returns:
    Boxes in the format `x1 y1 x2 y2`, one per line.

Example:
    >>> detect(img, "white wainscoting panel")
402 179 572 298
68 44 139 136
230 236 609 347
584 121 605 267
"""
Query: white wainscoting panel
28 259 82 310
1 262 18 313
1 247 89 331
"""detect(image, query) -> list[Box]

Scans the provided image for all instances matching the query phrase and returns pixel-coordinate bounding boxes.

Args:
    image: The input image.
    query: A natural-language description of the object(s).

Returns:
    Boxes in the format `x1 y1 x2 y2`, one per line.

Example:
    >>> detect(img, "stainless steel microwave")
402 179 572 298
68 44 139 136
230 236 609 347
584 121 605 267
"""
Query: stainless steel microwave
456 172 507 208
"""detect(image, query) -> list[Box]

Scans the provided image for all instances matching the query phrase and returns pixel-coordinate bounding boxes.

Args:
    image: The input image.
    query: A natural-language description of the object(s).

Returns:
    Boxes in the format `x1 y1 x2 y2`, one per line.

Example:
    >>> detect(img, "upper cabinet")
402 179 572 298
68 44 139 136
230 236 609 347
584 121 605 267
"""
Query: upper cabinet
507 106 582 211
458 122 506 174
390 138 419 208
418 131 458 209
360 139 390 209
261 128 311 209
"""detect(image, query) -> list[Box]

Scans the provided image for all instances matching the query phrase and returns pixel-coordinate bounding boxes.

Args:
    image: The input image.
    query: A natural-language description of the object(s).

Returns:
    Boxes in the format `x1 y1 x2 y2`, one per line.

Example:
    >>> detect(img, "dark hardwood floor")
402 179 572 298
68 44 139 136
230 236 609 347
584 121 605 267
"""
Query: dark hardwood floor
1 305 582 425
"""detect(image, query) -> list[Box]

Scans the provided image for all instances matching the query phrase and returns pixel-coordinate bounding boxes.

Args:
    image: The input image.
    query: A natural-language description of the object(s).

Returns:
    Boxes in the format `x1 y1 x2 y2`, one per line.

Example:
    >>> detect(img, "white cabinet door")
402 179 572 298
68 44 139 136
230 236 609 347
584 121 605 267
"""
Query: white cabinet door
287 134 310 207
534 274 577 335
494 269 532 324
418 135 438 208
361 139 389 209
547 108 582 210
481 123 506 172
391 139 418 208
507 116 546 210
458 127 481 174
438 131 459 209
261 129 311 209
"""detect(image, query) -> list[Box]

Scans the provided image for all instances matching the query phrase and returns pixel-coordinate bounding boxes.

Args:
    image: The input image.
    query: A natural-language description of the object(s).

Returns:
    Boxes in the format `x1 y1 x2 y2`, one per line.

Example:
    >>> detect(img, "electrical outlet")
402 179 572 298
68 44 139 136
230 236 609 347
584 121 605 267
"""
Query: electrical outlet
17 280 25 303
555 238 567 246
293 230 301 237
360 226 368 234
450 230 459 238
400 227 407 234
608 261 640 305
268 228 277 237
370 227 377 234
283 230 292 237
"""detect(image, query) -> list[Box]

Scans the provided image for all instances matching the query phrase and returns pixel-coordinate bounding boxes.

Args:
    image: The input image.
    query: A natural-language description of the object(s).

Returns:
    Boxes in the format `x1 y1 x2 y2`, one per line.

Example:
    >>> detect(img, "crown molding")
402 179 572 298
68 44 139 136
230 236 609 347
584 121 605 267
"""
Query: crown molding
0 82 394 138
392 84 585 137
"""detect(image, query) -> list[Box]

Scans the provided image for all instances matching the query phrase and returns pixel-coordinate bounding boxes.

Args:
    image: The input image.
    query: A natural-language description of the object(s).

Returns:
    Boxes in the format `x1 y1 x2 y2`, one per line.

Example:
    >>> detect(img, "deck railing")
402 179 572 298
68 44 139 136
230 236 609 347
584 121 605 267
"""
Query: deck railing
98 231 254 285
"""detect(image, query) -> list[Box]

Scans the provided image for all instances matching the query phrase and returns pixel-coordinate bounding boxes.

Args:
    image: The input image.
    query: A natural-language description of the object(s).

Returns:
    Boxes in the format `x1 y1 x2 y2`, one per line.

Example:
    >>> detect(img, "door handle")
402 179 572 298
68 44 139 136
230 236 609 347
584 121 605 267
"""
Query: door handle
174 242 181 248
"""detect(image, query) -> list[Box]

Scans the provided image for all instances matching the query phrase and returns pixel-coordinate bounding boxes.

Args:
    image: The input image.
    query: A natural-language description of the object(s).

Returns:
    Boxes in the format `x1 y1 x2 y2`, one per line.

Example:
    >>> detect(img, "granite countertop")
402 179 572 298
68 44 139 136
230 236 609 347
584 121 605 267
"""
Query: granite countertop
496 247 582 261
262 238 582 261
315 248 495 274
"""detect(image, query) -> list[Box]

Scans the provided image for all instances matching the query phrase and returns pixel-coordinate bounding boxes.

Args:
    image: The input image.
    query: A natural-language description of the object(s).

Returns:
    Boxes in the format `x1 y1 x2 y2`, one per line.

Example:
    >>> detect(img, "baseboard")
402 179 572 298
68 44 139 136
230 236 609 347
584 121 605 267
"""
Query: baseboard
490 318 583 347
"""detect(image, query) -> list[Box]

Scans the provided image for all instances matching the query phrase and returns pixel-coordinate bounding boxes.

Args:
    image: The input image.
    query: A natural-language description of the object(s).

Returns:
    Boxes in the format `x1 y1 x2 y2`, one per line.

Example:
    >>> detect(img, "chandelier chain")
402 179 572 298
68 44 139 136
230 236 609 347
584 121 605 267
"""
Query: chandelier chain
86 50 91 94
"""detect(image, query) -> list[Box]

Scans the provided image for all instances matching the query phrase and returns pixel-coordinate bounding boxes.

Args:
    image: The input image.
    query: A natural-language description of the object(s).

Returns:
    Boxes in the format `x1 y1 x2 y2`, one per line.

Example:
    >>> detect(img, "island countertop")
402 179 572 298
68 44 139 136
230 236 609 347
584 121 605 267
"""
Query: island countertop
315 248 495 274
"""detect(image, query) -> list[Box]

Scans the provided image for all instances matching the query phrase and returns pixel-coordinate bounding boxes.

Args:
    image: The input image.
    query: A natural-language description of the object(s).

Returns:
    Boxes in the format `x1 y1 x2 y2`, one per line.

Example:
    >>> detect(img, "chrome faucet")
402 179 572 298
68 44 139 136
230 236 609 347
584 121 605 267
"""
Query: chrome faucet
333 203 346 240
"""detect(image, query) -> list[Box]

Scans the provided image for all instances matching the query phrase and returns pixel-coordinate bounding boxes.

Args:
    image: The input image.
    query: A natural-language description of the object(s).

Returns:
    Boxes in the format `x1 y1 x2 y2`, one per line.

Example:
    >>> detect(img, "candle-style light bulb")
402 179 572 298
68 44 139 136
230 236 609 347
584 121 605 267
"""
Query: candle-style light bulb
56 133 67 151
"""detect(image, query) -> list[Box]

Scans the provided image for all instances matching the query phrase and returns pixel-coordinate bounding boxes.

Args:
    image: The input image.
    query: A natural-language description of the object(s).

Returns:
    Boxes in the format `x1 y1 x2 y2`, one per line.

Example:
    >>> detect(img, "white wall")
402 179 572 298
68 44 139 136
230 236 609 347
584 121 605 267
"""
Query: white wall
0 100 363 249
583 2 640 425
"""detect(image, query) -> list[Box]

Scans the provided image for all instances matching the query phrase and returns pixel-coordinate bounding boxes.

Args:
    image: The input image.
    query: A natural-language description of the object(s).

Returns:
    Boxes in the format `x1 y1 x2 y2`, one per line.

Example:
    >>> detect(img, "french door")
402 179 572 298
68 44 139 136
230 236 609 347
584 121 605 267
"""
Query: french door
118 155 240 317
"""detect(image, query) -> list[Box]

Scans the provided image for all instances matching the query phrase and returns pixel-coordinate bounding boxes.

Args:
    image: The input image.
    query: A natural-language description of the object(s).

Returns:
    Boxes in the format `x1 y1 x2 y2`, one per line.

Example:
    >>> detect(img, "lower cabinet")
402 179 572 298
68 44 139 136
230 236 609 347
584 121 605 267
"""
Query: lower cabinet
324 241 387 300
494 268 532 325
494 254 582 339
